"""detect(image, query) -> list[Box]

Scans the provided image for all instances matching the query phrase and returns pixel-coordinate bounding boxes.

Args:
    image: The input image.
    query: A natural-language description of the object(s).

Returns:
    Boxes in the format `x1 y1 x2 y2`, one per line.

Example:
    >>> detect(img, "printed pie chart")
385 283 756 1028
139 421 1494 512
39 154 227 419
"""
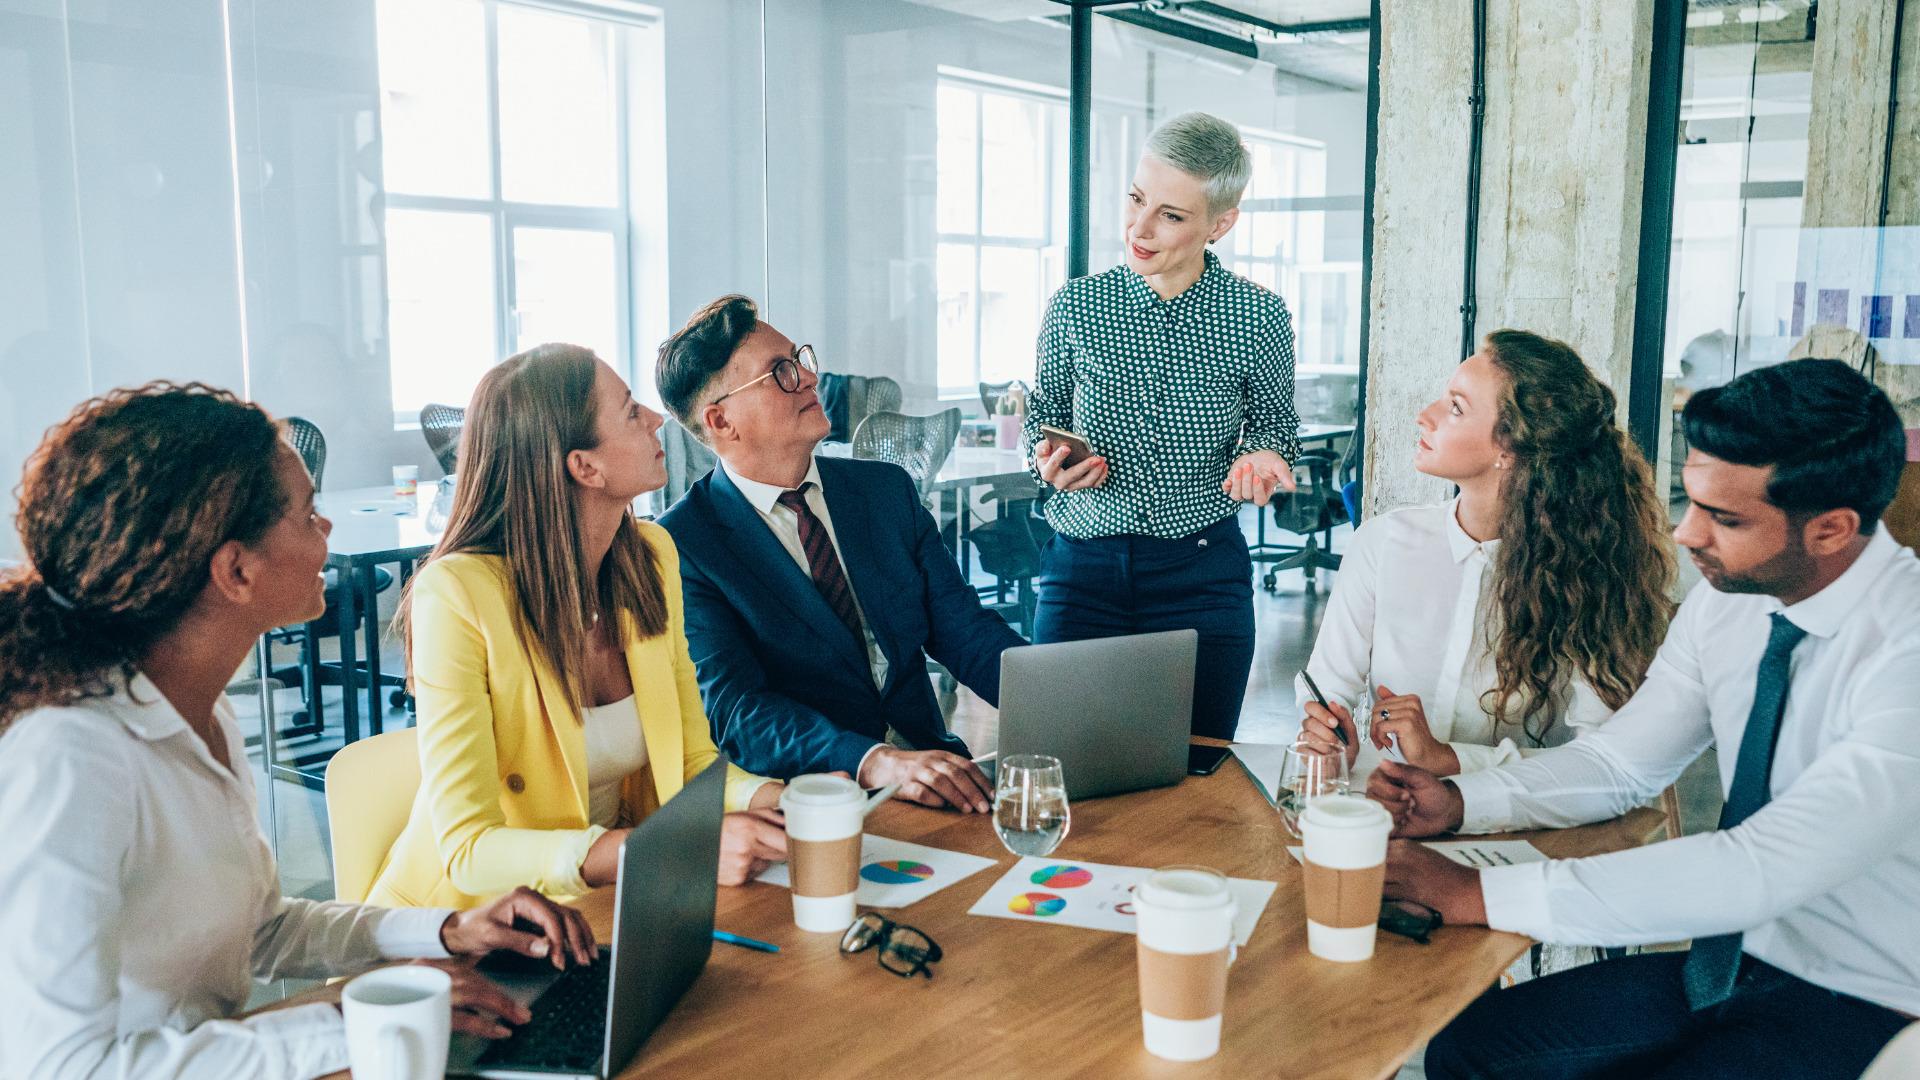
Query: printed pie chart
1028 865 1093 889
861 860 935 885
1009 892 1067 917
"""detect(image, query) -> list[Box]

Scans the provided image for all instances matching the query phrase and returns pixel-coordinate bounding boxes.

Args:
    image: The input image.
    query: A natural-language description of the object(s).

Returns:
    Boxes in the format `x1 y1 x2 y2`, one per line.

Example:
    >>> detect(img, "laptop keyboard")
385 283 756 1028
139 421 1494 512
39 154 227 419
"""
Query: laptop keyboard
476 959 609 1073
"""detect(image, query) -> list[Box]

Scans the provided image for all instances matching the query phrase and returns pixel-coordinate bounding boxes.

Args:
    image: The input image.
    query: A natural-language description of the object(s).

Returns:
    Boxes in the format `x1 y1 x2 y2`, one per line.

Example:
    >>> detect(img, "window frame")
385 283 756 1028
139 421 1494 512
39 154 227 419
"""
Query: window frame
377 0 653 427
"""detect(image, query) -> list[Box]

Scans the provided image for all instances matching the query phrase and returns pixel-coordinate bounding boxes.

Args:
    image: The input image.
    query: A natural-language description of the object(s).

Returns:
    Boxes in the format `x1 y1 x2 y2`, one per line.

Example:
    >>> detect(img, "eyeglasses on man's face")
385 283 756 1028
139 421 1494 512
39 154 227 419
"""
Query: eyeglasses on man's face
708 344 819 406
840 912 943 978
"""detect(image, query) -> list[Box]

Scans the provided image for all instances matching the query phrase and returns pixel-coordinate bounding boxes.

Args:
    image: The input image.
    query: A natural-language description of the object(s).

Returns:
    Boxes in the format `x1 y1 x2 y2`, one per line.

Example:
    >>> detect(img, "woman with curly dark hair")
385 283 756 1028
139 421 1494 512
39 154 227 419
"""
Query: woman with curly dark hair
0 383 589 1080
1295 330 1676 776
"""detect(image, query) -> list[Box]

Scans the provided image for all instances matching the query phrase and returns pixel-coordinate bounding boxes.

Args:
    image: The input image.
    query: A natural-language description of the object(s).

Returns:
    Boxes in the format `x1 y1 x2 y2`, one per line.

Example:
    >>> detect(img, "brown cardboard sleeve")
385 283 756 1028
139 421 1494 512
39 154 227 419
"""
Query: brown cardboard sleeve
790 833 861 898
1302 857 1385 929
1136 943 1230 1021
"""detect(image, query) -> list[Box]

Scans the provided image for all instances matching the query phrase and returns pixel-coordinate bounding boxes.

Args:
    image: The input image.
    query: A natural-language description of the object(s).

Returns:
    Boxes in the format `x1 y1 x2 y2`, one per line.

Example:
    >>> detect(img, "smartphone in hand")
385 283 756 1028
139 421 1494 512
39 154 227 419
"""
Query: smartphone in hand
1037 425 1096 468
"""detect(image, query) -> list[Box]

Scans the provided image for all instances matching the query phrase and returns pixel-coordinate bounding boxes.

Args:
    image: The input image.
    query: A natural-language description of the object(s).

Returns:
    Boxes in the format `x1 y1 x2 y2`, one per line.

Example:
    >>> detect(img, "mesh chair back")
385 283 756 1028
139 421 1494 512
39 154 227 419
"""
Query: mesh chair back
1270 448 1347 535
419 403 465 475
850 408 962 492
864 376 903 415
978 380 1027 417
283 417 327 490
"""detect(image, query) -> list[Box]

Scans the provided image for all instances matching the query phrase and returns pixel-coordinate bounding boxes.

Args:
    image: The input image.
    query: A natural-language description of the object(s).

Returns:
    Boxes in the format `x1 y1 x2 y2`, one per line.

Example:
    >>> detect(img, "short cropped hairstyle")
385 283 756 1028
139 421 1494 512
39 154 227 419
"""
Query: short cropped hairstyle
1682 358 1905 532
1144 111 1251 217
656 294 759 441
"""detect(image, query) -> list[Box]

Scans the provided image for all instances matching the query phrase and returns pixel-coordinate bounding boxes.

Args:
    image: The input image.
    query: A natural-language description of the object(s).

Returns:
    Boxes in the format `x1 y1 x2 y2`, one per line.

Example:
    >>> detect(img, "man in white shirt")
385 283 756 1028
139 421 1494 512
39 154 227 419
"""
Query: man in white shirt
1370 359 1918 1079
655 295 1025 812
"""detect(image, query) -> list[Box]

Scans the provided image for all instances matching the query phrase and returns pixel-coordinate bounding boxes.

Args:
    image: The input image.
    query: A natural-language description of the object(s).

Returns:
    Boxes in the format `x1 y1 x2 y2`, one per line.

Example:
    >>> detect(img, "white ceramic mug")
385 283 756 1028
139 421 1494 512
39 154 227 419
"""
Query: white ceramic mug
342 965 451 1080
1133 865 1238 1061
779 774 866 932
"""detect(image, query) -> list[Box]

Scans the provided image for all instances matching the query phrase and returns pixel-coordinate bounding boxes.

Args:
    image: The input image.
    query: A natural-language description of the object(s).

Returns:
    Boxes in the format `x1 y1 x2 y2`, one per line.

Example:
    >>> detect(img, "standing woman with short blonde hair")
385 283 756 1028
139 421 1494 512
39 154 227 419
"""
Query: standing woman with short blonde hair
1025 111 1300 739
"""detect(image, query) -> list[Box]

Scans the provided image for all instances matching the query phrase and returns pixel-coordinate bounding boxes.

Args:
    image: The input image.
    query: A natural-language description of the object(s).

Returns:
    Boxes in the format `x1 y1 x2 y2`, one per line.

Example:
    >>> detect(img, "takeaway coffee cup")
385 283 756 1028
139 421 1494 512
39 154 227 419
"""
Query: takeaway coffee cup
1134 865 1238 1061
1301 794 1392 962
779 774 865 932
342 965 451 1080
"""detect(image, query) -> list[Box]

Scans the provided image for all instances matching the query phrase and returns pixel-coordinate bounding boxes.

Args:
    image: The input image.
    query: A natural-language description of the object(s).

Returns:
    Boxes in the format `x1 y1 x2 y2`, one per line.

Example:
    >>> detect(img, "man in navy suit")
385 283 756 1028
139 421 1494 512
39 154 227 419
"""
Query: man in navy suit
656 295 1024 813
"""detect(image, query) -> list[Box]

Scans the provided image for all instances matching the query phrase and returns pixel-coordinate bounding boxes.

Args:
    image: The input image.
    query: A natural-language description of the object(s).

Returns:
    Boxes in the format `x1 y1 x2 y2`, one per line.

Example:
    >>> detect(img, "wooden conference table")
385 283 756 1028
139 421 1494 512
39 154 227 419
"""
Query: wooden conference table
300 745 1658 1080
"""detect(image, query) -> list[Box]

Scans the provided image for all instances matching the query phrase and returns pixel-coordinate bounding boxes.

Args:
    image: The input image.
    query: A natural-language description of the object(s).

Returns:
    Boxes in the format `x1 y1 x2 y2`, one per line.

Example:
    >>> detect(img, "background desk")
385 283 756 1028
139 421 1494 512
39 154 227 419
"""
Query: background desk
297 751 1657 1079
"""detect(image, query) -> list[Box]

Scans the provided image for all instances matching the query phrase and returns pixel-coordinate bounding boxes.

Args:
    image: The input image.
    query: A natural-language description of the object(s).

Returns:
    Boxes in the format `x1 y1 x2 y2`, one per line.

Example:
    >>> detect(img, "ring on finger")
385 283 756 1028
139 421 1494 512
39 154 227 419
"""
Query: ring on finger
1378 708 1391 722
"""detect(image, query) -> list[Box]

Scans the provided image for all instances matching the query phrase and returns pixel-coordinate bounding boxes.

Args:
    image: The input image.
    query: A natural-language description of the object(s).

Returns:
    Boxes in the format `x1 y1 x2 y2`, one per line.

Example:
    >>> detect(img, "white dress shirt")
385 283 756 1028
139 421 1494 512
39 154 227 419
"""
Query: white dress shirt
1456 529 1920 1015
0 674 454 1080
1295 501 1614 772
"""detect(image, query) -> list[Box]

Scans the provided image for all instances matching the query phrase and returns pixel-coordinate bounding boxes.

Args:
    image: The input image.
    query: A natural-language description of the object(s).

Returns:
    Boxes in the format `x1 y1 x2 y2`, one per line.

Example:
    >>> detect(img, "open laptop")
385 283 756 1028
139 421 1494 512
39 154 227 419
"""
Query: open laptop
447 756 726 1078
984 629 1196 800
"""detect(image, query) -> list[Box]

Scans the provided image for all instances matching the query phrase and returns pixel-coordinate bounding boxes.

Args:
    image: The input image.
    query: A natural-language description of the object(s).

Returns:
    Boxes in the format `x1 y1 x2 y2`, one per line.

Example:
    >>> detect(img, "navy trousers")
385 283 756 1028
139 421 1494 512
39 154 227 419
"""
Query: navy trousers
1426 952 1909 1080
1032 515 1255 740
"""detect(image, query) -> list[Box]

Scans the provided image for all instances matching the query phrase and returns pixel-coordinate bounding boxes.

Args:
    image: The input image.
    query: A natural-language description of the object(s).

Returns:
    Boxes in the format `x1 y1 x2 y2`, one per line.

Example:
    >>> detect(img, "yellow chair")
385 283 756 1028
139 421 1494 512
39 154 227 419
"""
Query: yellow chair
325 728 420 904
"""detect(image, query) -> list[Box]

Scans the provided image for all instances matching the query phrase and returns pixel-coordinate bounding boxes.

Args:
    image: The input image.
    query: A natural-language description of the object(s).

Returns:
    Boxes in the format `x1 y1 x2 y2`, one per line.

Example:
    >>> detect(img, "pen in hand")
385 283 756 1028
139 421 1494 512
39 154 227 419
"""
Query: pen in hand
1300 670 1349 746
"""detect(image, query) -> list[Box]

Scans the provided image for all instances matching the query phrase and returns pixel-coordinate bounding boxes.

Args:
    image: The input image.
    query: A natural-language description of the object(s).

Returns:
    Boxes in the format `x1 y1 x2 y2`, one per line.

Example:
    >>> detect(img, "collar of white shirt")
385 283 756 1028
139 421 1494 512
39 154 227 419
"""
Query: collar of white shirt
723 457 825 516
1766 526 1901 640
102 672 195 743
1444 497 1502 564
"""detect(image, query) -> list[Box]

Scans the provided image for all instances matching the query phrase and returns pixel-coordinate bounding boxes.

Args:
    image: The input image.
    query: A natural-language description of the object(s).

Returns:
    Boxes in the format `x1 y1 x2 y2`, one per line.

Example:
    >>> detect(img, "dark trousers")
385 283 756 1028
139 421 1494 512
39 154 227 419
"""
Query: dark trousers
1426 952 1909 1080
1032 515 1255 740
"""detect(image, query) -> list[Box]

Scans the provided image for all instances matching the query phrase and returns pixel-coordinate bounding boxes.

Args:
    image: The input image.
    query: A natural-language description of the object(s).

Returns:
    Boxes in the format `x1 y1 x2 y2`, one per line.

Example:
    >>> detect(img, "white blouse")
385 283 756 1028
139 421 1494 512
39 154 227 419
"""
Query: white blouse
582 694 649 828
1292 500 1615 774
0 674 454 1080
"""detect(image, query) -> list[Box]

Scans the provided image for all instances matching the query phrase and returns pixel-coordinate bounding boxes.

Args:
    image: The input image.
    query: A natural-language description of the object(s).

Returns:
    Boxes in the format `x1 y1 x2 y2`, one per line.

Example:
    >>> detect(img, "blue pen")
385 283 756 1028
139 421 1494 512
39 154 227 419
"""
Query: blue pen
711 930 779 953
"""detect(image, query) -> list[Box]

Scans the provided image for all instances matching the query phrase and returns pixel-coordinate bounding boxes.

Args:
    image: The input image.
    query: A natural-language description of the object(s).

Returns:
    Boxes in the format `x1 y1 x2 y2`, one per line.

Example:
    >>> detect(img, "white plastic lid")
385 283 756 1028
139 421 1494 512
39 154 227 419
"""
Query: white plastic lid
779 773 863 807
1135 866 1232 910
1300 794 1392 832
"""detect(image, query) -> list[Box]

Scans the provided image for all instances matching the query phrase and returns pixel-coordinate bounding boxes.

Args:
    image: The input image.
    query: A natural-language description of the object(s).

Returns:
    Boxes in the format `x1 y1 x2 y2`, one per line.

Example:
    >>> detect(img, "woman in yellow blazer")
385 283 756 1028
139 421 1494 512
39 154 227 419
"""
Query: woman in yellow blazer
368 344 786 911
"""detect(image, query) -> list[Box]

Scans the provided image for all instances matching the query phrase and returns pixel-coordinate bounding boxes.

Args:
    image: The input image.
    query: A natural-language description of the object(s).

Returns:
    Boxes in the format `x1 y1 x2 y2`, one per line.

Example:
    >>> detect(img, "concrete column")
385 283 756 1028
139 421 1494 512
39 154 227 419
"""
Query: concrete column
1801 0 1920 421
1363 0 1654 516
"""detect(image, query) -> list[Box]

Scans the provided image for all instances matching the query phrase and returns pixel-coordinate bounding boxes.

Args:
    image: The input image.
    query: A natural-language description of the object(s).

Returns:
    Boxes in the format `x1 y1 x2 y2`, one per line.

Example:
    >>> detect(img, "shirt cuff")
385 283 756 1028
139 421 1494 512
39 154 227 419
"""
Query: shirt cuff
1479 862 1553 940
1447 739 1517 776
853 741 888 786
245 1000 352 1079
371 906 457 960
546 825 608 899
1449 771 1512 834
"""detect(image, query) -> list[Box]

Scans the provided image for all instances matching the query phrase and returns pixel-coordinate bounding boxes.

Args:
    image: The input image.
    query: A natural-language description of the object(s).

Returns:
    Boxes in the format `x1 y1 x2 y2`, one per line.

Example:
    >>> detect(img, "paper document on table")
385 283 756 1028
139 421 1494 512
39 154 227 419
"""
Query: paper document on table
966 856 1276 946
1230 742 1290 807
756 835 999 909
1286 839 1548 869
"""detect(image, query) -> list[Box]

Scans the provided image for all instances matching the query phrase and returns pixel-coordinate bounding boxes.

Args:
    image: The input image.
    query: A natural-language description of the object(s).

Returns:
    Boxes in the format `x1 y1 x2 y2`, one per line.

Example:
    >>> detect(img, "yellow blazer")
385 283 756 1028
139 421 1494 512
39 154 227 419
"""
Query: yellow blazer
366 521 770 909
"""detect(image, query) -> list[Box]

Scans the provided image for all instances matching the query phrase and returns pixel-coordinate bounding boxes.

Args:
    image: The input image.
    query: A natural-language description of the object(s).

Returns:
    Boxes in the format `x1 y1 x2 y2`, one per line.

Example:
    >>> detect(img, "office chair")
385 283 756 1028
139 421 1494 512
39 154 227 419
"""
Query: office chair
419 403 465 475
325 728 420 903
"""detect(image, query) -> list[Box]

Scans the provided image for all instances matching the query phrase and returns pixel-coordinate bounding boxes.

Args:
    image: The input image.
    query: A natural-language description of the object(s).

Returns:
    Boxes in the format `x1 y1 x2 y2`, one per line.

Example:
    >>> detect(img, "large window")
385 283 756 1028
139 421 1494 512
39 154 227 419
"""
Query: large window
375 0 654 423
935 72 1069 397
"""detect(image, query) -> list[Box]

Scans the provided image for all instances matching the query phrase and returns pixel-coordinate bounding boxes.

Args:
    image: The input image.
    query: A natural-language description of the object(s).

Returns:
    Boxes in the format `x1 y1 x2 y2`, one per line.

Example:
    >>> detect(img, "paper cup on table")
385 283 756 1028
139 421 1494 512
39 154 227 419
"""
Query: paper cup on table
779 774 865 932
1301 794 1391 962
1134 865 1237 1061
391 464 420 498
342 965 450 1080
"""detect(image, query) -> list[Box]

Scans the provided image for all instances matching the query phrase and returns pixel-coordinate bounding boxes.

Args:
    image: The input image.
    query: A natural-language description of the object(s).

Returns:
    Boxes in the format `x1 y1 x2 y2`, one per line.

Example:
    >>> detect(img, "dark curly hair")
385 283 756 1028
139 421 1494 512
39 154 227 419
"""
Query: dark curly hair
0 383 289 728
1481 330 1677 742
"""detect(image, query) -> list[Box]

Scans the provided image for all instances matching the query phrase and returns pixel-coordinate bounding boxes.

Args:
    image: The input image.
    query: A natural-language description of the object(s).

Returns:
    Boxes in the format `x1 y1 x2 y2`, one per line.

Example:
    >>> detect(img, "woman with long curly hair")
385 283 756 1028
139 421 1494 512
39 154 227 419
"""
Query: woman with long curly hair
0 384 590 1079
1295 330 1676 776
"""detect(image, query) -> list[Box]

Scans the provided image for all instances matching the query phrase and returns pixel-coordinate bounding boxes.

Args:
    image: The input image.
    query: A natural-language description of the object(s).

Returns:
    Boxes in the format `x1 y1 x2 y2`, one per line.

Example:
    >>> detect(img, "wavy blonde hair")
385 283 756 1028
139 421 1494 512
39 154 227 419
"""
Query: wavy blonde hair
1481 330 1676 741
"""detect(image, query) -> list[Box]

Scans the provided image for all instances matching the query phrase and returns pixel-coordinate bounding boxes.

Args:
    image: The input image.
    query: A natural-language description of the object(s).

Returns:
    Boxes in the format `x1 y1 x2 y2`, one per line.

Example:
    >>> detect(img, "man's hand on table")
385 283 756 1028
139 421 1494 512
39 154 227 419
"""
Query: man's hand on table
860 746 993 813
1367 759 1465 837
1384 840 1488 927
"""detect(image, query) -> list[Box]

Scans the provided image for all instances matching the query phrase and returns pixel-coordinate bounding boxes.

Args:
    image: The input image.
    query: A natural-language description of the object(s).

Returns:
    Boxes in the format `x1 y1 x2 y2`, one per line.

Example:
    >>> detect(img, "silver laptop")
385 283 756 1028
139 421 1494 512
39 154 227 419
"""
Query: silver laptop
448 757 725 1078
988 630 1197 800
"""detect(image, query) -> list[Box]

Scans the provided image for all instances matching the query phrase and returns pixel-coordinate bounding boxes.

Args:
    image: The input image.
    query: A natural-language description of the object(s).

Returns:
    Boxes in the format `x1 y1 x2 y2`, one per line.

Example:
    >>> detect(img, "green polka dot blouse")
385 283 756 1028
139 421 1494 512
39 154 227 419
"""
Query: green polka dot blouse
1022 249 1301 540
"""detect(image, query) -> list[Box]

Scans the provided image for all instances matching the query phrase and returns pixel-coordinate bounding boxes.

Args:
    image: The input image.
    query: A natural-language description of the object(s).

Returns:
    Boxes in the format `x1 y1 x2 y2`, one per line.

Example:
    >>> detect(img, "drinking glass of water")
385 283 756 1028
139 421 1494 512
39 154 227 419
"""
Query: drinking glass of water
1277 741 1350 838
993 755 1070 857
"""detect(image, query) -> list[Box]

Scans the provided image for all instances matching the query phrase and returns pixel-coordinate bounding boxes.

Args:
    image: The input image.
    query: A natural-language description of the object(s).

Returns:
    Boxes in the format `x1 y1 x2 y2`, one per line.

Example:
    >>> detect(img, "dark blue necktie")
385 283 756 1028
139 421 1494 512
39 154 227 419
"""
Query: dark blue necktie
1682 612 1809 1010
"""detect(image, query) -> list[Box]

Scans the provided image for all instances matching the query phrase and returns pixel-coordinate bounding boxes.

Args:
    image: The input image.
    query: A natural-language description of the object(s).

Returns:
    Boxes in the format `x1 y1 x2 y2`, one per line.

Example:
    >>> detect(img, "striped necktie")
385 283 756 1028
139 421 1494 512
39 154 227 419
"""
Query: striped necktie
1682 611 1809 1010
776 485 866 647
